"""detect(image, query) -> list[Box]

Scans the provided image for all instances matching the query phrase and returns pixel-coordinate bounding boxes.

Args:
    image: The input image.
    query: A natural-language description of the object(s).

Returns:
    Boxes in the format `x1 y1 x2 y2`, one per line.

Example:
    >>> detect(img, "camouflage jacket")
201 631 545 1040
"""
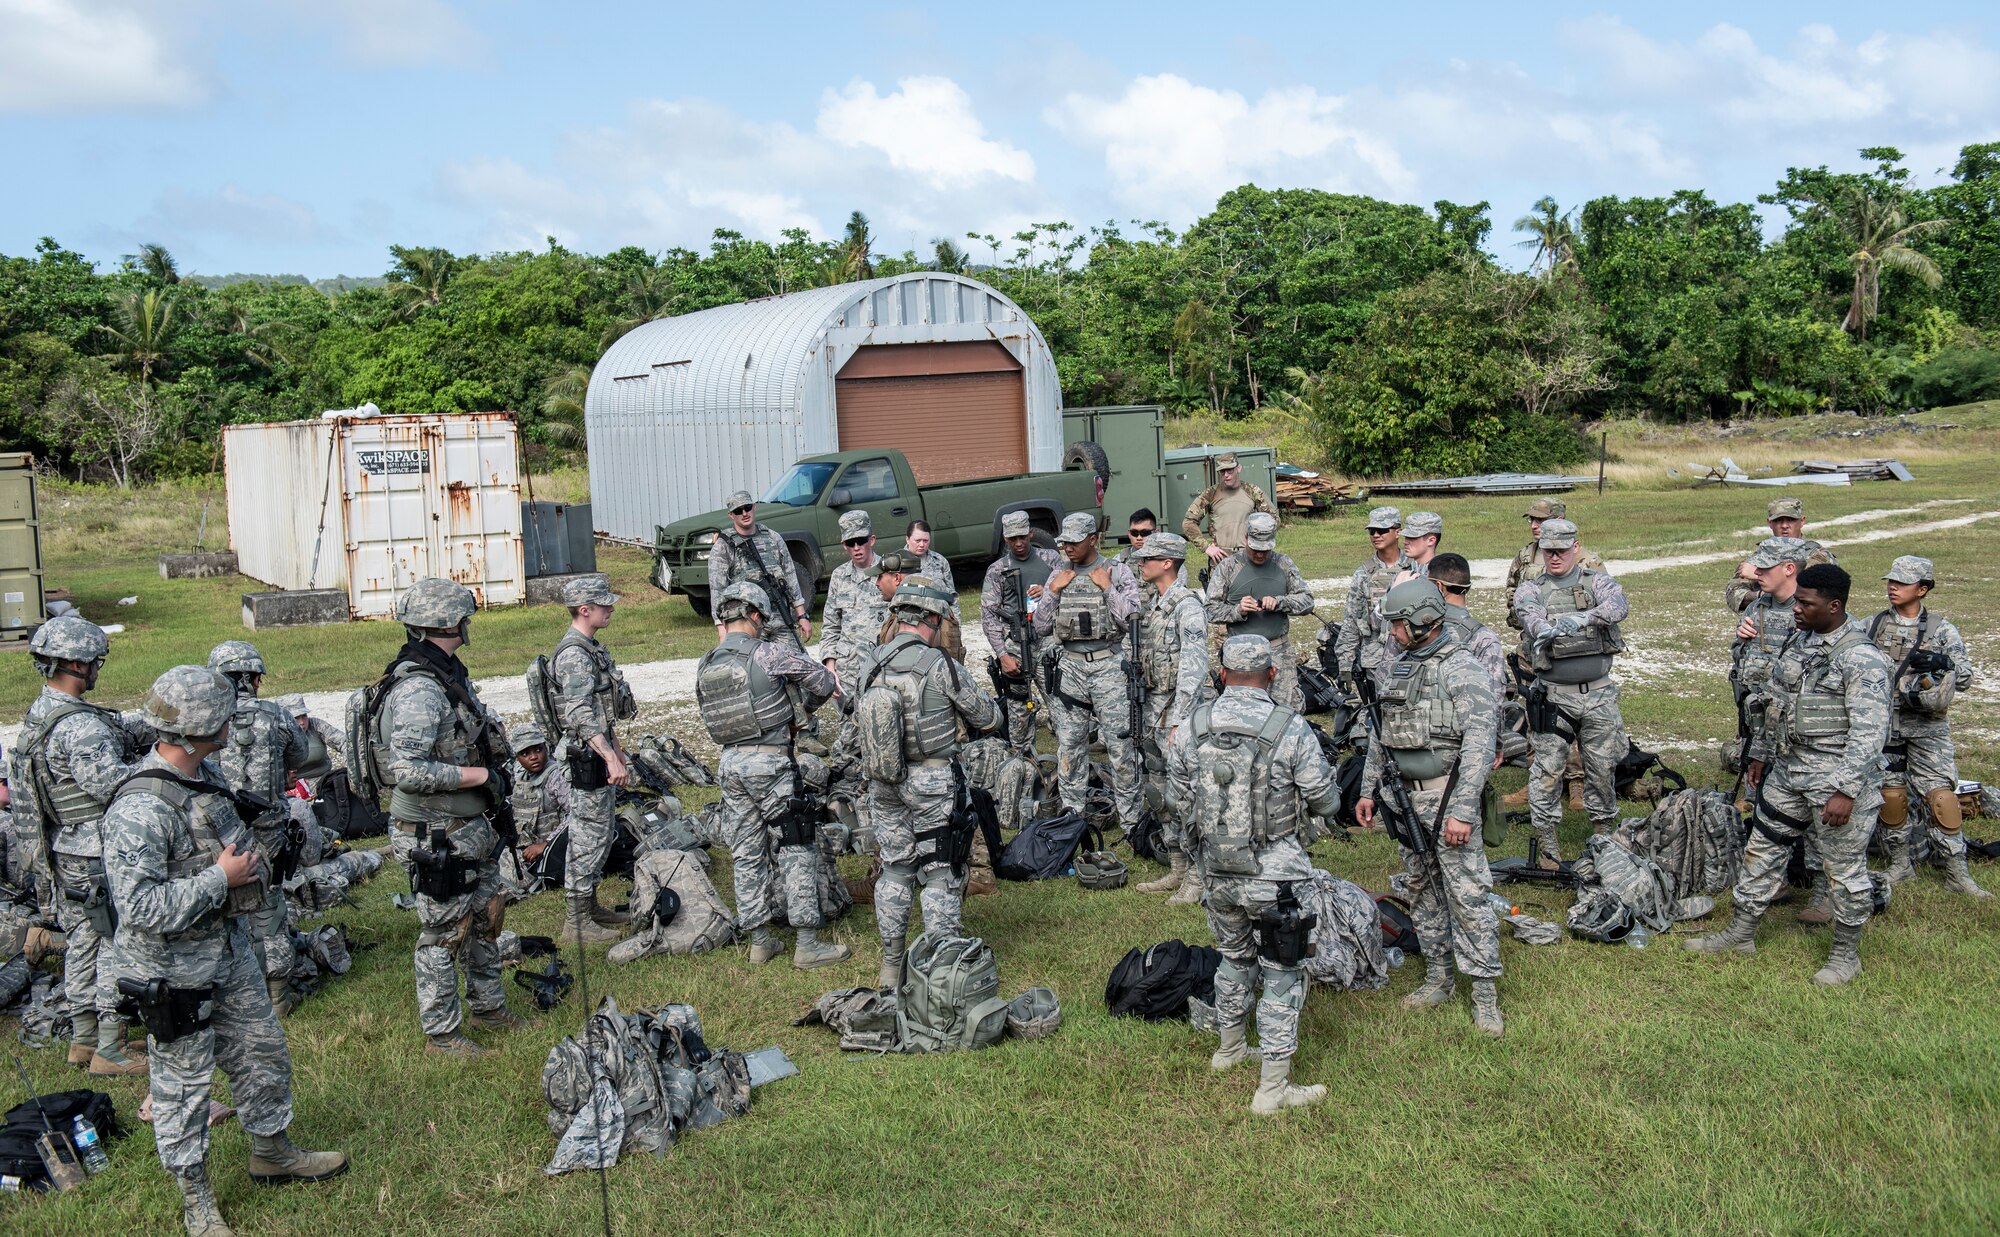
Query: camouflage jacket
1731 590 1799 703
11 685 144 859
103 752 253 987
1164 685 1336 881
1030 555 1141 641
1750 618 1891 799
1724 540 1836 613
1203 550 1313 631
508 753 572 846
1360 635 1499 823
710 524 804 627
1139 584 1210 730
378 661 503 798
851 640 998 760
1867 607 1974 735
551 628 633 748
1445 604 1508 702
821 556 889 670
1513 566 1630 642
979 547 1064 658
216 690 308 806
753 636 838 720
1180 482 1277 552
1332 552 1412 677
1506 541 1603 629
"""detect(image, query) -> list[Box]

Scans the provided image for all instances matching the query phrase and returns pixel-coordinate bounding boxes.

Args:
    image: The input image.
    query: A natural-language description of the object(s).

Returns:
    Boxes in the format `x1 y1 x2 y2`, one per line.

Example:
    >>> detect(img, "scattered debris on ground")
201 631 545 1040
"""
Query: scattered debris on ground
1793 458 1913 481
1363 472 1597 497
1684 457 1850 487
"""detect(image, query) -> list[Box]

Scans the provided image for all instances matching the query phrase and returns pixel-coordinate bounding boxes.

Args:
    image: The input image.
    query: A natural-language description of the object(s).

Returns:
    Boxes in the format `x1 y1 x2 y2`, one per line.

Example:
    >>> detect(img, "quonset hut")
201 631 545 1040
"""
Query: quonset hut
584 272 1063 541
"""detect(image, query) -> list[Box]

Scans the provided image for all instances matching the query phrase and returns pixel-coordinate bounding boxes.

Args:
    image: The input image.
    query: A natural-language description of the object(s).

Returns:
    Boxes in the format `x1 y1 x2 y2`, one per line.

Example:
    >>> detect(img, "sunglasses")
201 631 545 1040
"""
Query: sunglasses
1128 527 1155 538
730 505 754 516
842 536 869 548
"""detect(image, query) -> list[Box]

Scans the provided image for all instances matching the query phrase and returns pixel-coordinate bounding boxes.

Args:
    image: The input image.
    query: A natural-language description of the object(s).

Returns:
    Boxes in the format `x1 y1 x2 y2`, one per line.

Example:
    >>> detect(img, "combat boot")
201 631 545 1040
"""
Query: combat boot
1470 980 1504 1038
1811 921 1863 986
1940 853 1992 899
1795 874 1833 926
586 887 632 926
22 924 63 966
176 1163 236 1237
468 1005 527 1031
1685 905 1759 954
1209 1021 1255 1072
747 926 785 965
1566 779 1586 811
1137 851 1186 894
1166 861 1205 906
89 1016 148 1076
266 975 298 1017
793 929 851 970
424 1031 487 1059
247 1129 350 1185
67 1011 97 1069
1400 960 1456 1010
877 937 905 990
1500 786 1529 809
563 896 622 945
1249 1057 1326 1116
1882 827 1916 884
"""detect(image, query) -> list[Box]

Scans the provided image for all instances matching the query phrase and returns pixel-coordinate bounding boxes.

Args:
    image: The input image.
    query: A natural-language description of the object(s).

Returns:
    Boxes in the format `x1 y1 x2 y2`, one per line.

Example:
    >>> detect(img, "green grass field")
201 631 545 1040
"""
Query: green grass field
8 418 2000 1235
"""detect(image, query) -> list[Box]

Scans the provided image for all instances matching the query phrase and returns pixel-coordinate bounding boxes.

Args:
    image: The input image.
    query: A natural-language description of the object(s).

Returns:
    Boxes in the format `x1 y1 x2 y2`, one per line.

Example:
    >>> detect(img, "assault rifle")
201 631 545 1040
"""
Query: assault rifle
987 565 1038 728
1350 651 1428 856
1126 610 1148 756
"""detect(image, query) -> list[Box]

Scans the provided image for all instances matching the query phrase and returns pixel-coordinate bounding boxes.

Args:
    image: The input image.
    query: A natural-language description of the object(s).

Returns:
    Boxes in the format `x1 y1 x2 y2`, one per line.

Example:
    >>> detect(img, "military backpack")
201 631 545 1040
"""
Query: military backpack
896 931 1011 1053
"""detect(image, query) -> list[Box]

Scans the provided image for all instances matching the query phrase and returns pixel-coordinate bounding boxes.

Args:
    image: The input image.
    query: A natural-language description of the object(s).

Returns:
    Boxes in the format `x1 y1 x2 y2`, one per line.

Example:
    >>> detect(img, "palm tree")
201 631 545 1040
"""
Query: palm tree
1512 197 1578 275
1830 186 1948 341
930 238 970 274
536 364 590 449
599 266 684 349
97 287 181 387
212 300 292 369
837 211 875 282
386 246 453 318
132 242 180 284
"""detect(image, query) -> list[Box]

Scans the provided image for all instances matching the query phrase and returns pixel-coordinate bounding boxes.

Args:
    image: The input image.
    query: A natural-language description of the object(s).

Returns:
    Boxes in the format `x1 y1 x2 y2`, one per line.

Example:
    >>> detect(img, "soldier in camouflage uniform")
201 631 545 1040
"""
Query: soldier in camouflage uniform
1035 512 1144 834
1504 499 1603 628
902 519 955 591
10 615 149 1074
206 640 309 1016
709 489 812 651
1128 533 1211 903
1356 579 1505 1036
1867 555 1987 898
1181 450 1278 573
1205 512 1313 710
1513 519 1632 860
857 576 999 988
980 510 1064 756
874 549 964 660
548 573 638 943
1690 565 1890 985
1327 506 1412 691
279 696 344 788
1428 555 1505 700
1112 508 1186 588
373 578 524 1058
696 582 846 970
1726 497 1838 614
821 509 889 700
1168 634 1338 1114
104 665 346 1236
502 724 569 896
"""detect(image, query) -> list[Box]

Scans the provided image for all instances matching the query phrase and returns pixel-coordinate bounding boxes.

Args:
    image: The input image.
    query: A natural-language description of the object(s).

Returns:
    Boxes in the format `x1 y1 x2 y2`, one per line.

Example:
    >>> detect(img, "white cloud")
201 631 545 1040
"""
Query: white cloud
817 76 1035 189
0 0 206 112
269 0 487 70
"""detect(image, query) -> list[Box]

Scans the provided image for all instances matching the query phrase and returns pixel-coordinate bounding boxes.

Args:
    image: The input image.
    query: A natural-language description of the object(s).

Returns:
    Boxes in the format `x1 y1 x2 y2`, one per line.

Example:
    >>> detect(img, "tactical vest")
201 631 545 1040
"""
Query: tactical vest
1139 587 1200 693
695 634 795 747
554 629 637 731
1533 569 1622 683
1733 592 1797 698
114 771 267 923
295 730 332 782
1868 609 1952 716
373 662 494 822
1053 564 1115 650
1185 699 1298 876
1356 556 1408 659
871 635 958 761
1443 607 1481 650
1379 636 1464 781
1771 625 1872 748
1223 553 1290 640
16 697 118 853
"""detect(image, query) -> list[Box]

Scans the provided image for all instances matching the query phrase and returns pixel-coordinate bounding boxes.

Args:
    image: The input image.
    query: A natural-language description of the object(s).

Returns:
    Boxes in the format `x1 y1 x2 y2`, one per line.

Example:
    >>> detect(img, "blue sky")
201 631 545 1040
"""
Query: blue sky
3 1 1996 278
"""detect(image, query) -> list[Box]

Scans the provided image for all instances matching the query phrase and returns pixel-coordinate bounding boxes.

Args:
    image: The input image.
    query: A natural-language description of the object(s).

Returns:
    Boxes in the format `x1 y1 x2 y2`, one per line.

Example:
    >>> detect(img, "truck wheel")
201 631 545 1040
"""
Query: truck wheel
685 590 712 620
790 549 818 612
1062 439 1112 485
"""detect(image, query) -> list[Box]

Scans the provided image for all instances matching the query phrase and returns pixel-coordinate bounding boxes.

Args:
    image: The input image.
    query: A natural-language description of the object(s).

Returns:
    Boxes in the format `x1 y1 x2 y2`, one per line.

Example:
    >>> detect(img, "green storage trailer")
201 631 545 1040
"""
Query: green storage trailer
1062 405 1164 541
0 452 45 641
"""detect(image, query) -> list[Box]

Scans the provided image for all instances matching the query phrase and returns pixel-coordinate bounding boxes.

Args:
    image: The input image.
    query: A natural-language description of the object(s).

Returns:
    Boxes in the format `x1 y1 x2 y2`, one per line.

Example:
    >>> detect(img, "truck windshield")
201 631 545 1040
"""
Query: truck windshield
762 462 839 507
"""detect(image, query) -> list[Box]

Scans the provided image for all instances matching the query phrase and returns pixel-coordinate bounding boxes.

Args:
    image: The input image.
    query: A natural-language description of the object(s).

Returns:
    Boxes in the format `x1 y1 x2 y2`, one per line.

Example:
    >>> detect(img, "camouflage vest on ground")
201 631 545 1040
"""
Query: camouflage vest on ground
1138 585 1200 693
555 629 637 731
1379 635 1466 782
1867 609 1953 716
1053 567 1114 651
1222 554 1290 640
1185 698 1297 877
15 698 116 850
1733 592 1798 700
871 635 958 762
372 662 494 821
1770 625 1871 749
695 634 794 748
113 770 267 923
1532 568 1623 683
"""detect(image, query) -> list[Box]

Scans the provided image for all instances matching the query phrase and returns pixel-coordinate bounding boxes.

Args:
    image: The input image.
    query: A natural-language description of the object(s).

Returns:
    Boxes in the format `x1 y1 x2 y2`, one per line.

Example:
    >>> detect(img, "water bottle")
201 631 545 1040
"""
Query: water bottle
71 1115 108 1174
1486 892 1517 918
1625 924 1651 950
1 1174 23 1192
1384 946 1406 969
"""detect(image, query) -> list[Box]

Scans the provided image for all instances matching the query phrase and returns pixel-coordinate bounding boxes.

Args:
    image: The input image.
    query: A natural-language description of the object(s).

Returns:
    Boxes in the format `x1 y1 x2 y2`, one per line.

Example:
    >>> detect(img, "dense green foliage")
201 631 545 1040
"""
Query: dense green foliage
4 144 1998 480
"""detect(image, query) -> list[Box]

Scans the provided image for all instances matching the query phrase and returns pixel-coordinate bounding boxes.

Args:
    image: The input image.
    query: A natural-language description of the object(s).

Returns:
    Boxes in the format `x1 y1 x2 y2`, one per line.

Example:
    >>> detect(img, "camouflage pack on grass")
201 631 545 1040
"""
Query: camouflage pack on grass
1569 833 1677 937
1298 869 1392 992
1615 788 1745 917
896 931 1012 1053
633 734 718 789
605 849 737 964
543 999 751 1174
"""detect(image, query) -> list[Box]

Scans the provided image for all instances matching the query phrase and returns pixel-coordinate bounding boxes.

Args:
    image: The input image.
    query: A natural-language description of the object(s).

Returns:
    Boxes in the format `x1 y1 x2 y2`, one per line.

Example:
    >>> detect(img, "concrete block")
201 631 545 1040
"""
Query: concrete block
525 572 593 605
242 590 349 629
160 552 239 579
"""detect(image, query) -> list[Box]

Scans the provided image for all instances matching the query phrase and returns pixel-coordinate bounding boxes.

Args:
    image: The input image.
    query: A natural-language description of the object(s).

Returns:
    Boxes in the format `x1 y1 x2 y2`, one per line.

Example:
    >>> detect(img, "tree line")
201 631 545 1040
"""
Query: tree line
2 143 1996 484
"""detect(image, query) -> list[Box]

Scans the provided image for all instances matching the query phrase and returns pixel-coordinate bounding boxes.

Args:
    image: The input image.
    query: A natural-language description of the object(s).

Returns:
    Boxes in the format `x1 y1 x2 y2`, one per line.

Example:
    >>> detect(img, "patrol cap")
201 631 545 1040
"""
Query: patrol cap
1366 506 1403 530
838 510 872 541
724 490 755 513
1000 510 1032 537
1131 531 1188 562
562 573 619 607
1882 555 1934 585
1524 498 1566 520
1220 634 1273 673
869 550 922 578
1213 451 1239 470
1055 512 1099 543
1748 536 1809 569
1245 512 1278 550
277 694 310 718
1538 518 1579 550
510 723 548 755
1767 498 1804 521
1403 511 1443 539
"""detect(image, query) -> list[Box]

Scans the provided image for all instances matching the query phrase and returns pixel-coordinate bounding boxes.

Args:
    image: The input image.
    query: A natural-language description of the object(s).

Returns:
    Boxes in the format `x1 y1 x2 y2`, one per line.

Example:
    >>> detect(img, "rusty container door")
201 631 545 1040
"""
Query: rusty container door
433 414 525 607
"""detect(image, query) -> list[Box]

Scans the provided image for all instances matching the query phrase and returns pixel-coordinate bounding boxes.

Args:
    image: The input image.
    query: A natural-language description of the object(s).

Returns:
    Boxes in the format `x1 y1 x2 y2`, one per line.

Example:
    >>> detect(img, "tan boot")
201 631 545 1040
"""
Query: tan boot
792 928 851 970
1811 921 1863 986
1209 1021 1254 1072
1137 851 1187 894
1167 860 1205 906
1881 826 1916 884
747 926 785 965
1795 873 1833 925
563 895 622 945
1567 780 1586 811
1470 980 1504 1037
468 1005 527 1031
23 924 63 967
424 1031 487 1059
176 1164 237 1236
1500 786 1529 809
1401 960 1456 1009
1686 906 1760 954
1249 1056 1326 1115
89 1015 149 1076
1928 791 1992 899
877 936 905 989
247 1130 350 1185
67 1039 96 1069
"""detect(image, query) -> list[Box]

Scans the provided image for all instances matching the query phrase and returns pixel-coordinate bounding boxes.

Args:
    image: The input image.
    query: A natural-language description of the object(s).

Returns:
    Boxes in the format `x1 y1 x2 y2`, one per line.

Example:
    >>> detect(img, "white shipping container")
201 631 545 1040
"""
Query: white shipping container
223 412 525 618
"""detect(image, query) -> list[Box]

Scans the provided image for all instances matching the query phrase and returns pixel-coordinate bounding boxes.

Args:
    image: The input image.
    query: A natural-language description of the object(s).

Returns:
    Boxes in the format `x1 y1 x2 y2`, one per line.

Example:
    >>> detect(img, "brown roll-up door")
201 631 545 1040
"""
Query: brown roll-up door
836 343 1027 484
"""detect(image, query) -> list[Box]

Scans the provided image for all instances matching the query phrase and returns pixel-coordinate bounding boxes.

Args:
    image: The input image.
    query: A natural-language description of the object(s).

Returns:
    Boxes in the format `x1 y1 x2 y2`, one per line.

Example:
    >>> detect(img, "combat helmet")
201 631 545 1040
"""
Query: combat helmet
714 581 771 624
207 639 266 679
890 575 954 621
29 615 109 682
1005 986 1062 1041
396 577 477 644
141 665 238 750
1381 576 1448 639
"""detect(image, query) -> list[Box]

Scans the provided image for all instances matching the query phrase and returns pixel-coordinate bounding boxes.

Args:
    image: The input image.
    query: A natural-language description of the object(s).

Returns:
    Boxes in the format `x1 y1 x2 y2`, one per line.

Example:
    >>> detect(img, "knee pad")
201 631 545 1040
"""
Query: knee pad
1257 962 1306 1010
1879 785 1908 828
1925 787 1963 834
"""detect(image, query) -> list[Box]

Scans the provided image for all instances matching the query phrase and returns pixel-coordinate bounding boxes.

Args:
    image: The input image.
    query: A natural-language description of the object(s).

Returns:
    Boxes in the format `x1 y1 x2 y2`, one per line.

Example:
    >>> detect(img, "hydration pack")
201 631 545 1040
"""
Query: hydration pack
1104 939 1222 1022
996 810 1098 881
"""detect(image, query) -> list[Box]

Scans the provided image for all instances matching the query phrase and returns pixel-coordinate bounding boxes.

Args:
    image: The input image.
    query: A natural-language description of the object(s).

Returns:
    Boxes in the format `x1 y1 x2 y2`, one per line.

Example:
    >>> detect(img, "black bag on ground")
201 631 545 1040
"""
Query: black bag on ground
1104 940 1222 1022
1335 751 1367 830
1297 664 1339 715
997 810 1097 881
312 768 388 840
1124 810 1165 863
1613 741 1687 802
0 1088 121 1189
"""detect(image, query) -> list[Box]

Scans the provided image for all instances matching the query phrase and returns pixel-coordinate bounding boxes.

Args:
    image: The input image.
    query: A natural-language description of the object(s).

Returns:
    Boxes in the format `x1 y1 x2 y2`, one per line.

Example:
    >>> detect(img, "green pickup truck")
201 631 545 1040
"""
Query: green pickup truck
651 445 1110 616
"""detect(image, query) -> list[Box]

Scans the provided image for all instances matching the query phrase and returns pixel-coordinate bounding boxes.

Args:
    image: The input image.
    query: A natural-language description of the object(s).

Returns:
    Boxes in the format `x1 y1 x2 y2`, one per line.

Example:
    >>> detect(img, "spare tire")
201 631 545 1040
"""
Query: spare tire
1062 440 1111 485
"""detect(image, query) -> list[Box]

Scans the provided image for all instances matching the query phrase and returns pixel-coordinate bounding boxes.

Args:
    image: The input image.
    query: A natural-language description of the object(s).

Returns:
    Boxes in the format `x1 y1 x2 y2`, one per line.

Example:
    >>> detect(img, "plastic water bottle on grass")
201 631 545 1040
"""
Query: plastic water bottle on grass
72 1115 108 1174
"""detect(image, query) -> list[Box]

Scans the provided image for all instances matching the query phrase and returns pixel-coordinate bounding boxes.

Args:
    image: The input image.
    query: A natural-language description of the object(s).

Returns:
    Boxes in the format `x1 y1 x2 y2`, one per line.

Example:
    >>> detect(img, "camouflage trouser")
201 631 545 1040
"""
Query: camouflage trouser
51 852 116 1025
1053 649 1140 827
1528 677 1627 852
1885 721 1967 855
564 781 617 896
1399 785 1501 979
1141 695 1188 853
248 890 291 982
391 818 506 1037
869 766 965 943
1203 875 1306 1062
720 748 825 931
147 922 293 1173
1738 761 1878 928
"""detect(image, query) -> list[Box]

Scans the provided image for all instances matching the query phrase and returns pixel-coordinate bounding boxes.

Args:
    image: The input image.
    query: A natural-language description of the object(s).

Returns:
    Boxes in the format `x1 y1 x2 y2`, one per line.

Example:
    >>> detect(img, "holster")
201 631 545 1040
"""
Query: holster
1881 740 1908 775
61 872 117 939
916 767 979 874
1255 884 1317 966
410 825 482 901
272 816 308 885
777 787 822 850
568 744 610 791
116 976 215 1046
